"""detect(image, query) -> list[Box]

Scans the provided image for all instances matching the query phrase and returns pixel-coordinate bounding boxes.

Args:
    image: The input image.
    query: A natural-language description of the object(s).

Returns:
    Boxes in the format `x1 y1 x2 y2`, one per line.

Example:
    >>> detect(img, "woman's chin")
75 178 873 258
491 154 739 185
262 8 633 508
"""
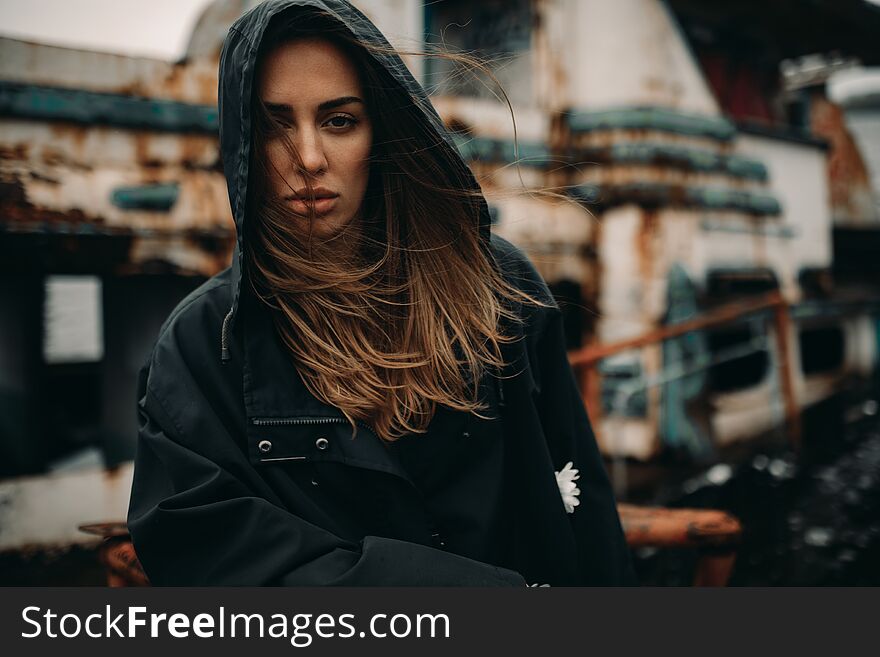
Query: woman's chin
292 213 357 241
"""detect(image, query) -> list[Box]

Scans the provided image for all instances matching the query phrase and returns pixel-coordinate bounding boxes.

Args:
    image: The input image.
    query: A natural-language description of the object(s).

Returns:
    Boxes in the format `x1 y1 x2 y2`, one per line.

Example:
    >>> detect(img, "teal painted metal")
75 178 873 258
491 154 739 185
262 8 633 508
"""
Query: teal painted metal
659 264 713 459
450 133 552 167
700 218 796 238
110 183 180 211
790 298 880 320
599 358 647 418
572 182 782 215
566 107 737 141
726 154 769 181
0 81 218 134
692 187 781 215
581 142 768 181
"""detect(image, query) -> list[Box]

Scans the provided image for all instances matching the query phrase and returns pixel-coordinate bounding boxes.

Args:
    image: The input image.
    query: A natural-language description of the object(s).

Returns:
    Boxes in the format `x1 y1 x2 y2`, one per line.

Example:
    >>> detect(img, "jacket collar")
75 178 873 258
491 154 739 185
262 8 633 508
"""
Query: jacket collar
240 288 417 485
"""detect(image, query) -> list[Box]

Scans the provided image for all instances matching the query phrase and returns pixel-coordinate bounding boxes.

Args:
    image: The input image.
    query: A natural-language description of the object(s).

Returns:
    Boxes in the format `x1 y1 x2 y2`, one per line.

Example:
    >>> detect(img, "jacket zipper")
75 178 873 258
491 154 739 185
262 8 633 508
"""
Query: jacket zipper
252 416 377 437
251 417 349 464
252 417 348 427
252 416 419 494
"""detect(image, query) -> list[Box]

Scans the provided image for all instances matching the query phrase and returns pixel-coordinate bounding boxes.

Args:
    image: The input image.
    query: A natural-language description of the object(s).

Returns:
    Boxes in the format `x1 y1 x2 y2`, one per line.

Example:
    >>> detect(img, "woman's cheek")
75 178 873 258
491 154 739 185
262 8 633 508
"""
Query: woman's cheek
265 139 291 182
354 134 373 178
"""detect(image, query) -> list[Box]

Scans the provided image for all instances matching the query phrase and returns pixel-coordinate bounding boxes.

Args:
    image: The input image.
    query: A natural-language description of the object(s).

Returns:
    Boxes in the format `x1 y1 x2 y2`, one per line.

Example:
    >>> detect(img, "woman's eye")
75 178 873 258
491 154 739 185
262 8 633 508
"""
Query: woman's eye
325 115 357 129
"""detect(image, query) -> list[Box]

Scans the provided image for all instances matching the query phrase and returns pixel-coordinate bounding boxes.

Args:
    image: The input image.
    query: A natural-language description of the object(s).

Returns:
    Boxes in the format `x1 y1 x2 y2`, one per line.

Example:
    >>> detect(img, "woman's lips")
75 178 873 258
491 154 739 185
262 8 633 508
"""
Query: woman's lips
286 195 338 215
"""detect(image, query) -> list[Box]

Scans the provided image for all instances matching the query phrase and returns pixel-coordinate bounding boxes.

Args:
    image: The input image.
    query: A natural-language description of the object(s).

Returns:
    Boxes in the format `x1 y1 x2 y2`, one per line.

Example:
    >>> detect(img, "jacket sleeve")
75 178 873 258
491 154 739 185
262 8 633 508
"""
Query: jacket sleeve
127 364 528 587
533 308 638 586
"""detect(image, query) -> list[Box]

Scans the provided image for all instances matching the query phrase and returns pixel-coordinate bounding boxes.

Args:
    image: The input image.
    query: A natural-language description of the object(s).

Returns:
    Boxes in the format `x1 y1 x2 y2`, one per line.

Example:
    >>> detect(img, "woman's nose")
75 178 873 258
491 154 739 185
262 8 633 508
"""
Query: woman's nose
295 128 328 174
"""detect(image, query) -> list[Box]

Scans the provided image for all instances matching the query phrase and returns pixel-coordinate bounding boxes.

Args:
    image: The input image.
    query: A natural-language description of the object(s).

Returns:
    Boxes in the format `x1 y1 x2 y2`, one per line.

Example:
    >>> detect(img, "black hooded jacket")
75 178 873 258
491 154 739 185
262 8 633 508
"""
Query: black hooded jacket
126 0 635 586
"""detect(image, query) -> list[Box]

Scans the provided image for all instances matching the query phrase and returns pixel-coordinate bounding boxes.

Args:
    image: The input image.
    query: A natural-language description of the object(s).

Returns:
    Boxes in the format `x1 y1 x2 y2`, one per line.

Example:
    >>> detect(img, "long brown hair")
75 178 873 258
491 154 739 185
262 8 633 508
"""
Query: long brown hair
245 7 547 441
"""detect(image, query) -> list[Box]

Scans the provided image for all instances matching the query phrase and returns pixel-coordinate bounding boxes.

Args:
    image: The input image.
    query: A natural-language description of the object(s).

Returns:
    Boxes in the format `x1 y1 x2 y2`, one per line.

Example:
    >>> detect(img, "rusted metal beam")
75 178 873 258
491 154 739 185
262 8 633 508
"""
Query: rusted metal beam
99 538 150 587
79 522 149 587
618 503 742 586
569 290 806 450
773 301 802 449
569 291 785 367
691 552 738 587
617 503 743 549
582 363 603 429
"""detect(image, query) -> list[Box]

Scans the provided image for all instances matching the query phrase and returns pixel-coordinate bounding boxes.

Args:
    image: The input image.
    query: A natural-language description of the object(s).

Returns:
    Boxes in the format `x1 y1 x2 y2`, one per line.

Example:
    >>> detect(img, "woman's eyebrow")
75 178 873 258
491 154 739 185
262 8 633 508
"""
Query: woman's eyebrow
318 96 364 111
264 96 364 115
264 102 293 117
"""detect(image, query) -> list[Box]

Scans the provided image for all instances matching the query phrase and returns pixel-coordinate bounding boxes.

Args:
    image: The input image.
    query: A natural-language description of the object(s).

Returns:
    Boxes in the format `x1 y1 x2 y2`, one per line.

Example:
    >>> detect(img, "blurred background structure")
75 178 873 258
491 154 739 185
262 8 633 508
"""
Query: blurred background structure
1 0 879 584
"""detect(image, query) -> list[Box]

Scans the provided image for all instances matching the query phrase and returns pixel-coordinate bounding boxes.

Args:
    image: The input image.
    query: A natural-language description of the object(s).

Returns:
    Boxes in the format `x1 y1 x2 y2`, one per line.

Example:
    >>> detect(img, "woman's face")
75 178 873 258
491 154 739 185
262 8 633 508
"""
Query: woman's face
257 37 373 238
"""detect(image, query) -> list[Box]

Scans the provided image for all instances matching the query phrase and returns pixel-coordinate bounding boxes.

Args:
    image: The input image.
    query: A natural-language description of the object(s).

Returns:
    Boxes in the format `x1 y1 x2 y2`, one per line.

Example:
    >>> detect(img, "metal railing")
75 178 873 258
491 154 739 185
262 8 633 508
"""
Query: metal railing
568 291 802 493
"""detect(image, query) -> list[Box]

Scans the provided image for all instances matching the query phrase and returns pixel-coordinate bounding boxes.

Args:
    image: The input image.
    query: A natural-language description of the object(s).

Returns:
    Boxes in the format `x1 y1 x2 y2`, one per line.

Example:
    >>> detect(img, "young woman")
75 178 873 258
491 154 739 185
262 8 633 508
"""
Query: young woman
127 0 635 586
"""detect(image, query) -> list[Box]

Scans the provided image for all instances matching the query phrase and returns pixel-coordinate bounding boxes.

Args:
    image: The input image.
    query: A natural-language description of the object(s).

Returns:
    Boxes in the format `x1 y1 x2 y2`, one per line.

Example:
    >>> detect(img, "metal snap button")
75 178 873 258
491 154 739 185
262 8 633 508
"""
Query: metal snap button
315 437 329 450
258 440 272 453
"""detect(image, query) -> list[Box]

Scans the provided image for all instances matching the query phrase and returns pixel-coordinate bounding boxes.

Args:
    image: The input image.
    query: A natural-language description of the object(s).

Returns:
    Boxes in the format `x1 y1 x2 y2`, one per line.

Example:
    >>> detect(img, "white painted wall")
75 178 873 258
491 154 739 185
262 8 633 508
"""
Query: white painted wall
596 205 662 341
0 463 134 551
353 0 425 81
736 133 833 295
558 0 719 114
430 96 549 143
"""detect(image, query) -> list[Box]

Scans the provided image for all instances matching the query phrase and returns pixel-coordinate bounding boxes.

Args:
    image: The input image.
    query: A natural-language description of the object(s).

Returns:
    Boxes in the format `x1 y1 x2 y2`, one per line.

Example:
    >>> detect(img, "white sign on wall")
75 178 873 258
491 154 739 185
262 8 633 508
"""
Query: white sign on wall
43 275 104 364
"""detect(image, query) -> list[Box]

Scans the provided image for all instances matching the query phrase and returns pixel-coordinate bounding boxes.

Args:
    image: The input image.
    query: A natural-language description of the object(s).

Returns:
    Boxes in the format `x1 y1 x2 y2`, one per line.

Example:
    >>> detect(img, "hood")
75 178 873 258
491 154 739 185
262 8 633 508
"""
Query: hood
218 0 494 361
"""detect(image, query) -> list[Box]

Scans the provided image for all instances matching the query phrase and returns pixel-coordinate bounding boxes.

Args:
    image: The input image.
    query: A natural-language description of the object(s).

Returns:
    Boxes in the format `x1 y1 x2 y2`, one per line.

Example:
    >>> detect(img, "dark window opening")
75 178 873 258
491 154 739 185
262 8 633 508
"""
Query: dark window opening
424 0 534 106
703 270 776 392
799 325 845 376
706 268 778 302
0 272 206 478
707 325 768 393
599 359 647 418
41 362 103 466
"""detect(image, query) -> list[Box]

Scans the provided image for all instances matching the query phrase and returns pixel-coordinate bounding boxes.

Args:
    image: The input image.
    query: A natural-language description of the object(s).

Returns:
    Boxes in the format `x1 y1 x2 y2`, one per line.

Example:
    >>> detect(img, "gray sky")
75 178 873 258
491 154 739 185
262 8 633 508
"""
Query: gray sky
0 0 878 98
0 0 215 60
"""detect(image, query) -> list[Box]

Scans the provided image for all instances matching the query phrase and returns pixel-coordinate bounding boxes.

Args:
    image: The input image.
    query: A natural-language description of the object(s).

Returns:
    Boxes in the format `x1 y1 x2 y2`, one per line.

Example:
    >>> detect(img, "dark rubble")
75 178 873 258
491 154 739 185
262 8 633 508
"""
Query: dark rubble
632 393 880 585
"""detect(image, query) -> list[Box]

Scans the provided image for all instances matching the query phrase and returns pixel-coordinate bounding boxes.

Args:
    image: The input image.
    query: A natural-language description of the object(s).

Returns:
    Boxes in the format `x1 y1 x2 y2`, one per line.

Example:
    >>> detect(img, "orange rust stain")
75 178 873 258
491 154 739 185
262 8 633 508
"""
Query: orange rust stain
132 131 162 169
133 132 149 164
113 81 149 98
179 134 214 169
809 92 875 221
636 209 659 282
41 148 64 167
66 124 89 149
444 116 473 136
163 63 186 98
750 215 767 266
195 71 219 105
0 143 28 161
0 176 105 227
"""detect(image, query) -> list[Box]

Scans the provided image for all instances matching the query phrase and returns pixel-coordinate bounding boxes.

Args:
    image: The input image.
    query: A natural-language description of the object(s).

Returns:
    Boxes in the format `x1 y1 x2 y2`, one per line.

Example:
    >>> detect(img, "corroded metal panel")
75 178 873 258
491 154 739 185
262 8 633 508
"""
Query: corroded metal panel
0 37 220 105
0 101 232 275
809 94 879 226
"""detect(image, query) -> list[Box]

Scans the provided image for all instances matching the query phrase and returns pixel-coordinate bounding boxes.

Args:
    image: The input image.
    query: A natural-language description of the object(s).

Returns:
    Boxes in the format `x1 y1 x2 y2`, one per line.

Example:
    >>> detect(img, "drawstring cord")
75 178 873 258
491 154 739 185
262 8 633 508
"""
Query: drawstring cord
220 307 234 363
